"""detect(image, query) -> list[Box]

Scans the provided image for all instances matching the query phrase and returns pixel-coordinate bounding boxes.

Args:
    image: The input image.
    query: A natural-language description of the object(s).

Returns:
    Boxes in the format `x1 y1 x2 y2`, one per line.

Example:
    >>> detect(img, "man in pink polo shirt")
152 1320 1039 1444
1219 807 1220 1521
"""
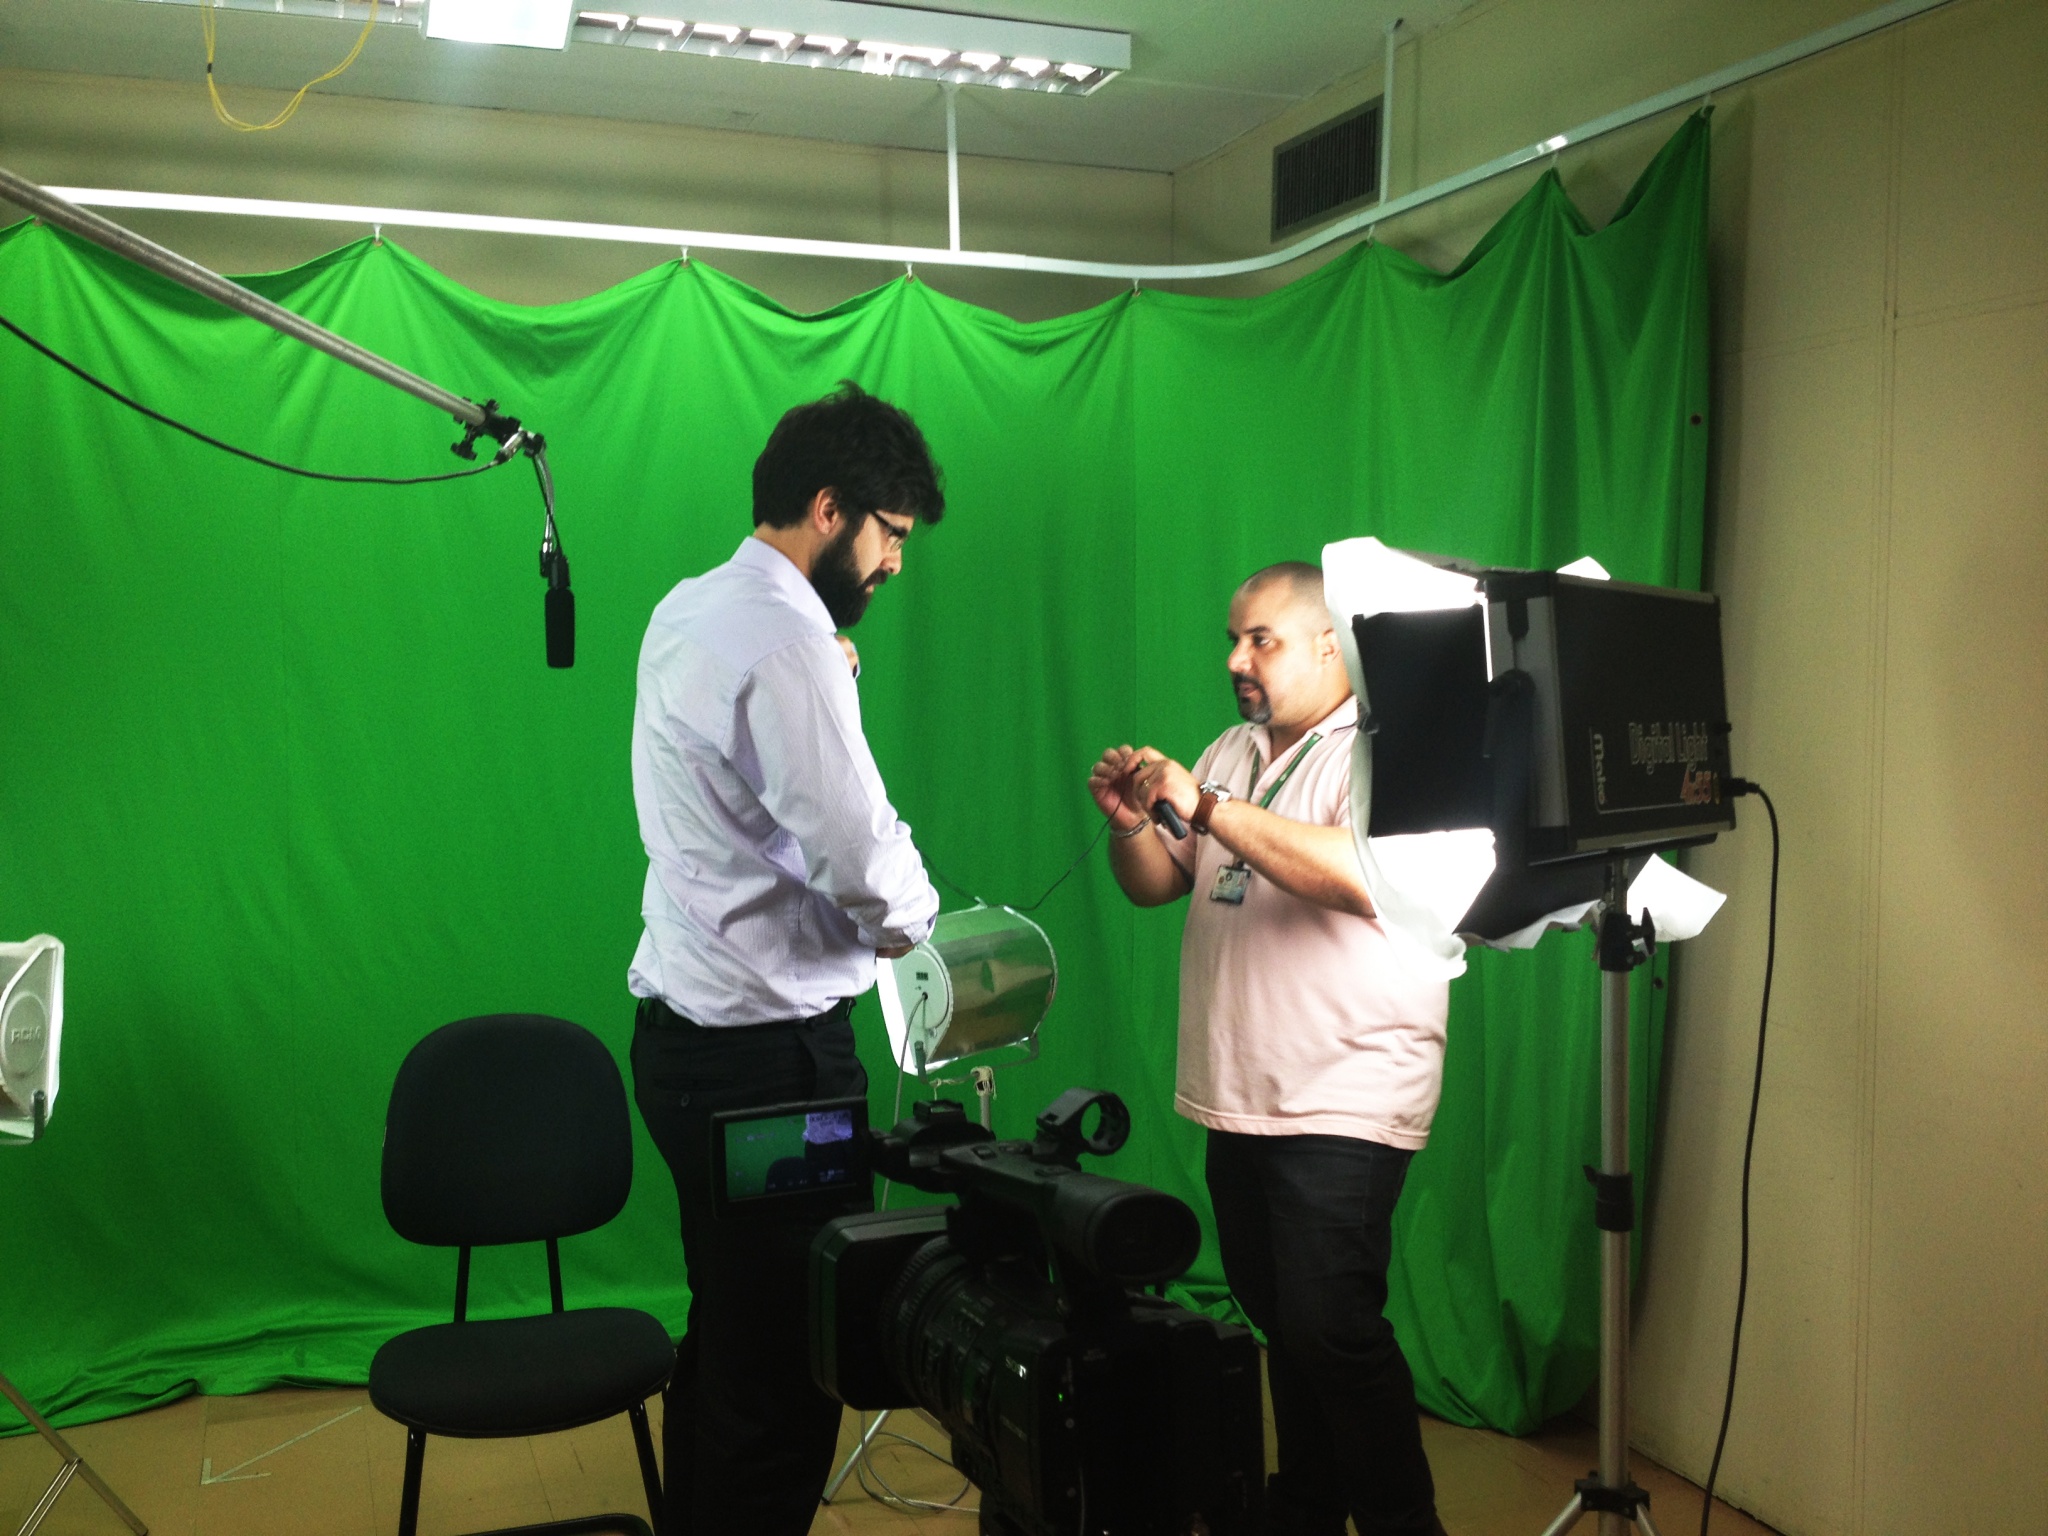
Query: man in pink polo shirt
1088 561 1451 1536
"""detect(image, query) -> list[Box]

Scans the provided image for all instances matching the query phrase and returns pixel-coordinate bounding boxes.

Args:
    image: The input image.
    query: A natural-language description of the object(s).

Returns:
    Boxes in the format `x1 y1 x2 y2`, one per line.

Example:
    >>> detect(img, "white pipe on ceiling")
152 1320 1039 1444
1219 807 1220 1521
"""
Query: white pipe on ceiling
19 0 1954 285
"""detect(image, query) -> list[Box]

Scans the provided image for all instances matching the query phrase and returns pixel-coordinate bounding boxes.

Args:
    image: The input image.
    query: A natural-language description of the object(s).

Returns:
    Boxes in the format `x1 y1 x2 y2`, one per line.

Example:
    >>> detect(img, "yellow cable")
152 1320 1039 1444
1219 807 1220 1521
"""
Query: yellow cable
203 0 381 132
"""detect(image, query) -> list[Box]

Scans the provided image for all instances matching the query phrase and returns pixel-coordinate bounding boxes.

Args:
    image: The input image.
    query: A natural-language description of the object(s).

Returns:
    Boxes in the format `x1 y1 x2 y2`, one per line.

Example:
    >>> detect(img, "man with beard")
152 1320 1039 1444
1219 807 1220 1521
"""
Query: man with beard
627 381 943 1536
1087 562 1451 1536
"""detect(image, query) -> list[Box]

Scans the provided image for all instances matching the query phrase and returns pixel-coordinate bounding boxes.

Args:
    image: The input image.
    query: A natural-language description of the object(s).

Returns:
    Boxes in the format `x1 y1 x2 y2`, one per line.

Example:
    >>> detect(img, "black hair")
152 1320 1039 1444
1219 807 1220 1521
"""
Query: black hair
751 381 946 530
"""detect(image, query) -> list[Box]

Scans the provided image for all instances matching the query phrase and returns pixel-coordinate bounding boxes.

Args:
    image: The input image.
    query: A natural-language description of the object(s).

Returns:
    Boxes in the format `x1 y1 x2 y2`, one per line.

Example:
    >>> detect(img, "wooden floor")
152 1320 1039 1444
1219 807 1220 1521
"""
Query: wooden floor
1 1384 1779 1536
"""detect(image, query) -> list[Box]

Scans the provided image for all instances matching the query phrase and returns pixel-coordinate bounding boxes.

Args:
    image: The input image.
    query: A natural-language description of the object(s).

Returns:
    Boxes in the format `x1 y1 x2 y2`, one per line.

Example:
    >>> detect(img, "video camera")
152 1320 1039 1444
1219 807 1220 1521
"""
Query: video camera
802 1088 1265 1536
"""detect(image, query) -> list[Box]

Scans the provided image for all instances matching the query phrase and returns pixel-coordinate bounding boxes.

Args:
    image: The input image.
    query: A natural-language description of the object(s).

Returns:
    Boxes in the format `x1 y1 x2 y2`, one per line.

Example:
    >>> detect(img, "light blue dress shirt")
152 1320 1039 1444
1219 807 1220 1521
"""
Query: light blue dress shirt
628 537 938 1024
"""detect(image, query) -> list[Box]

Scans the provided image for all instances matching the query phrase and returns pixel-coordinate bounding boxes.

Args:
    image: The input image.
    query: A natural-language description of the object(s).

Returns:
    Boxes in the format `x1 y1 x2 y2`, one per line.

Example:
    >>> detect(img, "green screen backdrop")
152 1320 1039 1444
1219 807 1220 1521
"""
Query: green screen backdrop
0 116 1707 1438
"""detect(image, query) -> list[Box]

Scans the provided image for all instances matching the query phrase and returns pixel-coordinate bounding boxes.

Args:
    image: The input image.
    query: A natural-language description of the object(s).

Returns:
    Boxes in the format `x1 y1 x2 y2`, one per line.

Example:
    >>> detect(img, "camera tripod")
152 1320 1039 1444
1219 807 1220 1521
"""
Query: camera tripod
819 1063 998 1507
1539 858 1663 1536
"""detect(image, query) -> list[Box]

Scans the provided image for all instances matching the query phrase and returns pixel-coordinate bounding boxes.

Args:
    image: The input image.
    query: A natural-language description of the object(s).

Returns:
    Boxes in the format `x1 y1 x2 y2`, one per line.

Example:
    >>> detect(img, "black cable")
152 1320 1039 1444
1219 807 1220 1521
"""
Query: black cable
1 312 512 486
918 815 1113 917
1699 779 1779 1536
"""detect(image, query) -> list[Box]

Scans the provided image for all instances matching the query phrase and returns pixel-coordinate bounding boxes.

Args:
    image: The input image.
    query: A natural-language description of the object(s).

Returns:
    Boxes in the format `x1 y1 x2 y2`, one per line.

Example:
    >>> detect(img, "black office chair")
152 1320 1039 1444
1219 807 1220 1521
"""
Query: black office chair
369 1014 671 1536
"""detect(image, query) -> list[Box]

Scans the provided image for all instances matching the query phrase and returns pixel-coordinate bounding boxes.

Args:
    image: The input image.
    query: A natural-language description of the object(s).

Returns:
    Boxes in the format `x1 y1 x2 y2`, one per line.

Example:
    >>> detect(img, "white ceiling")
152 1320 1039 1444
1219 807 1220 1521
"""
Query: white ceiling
0 0 1475 172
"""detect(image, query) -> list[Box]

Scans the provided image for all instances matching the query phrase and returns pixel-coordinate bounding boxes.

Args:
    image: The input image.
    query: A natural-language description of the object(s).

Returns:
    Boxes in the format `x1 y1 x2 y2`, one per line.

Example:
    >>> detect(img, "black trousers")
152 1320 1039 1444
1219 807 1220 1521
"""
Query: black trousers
1205 1129 1440 1536
631 996 868 1536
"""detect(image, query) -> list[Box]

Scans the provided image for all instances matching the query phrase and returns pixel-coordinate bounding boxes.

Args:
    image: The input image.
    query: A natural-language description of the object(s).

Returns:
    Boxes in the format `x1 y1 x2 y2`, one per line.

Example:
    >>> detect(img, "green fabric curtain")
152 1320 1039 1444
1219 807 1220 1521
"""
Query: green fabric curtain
0 115 1706 1439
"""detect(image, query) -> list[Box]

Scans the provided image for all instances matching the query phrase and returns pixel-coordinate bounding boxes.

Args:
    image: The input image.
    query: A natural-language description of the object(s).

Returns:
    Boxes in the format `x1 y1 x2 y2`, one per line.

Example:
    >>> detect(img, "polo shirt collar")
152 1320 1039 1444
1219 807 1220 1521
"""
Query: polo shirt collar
1251 695 1360 761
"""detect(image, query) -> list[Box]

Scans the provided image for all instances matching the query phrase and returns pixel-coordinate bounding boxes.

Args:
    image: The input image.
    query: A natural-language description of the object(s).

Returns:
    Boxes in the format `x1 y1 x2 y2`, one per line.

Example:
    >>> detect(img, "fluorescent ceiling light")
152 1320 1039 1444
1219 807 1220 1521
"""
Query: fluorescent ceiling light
577 2 1127 94
426 0 576 48
129 0 1127 93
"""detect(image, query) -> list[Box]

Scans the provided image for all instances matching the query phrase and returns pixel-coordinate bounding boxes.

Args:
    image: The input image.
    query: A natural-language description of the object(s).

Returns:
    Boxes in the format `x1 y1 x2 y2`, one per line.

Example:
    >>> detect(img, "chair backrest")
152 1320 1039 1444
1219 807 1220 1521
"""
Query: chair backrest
382 1014 633 1248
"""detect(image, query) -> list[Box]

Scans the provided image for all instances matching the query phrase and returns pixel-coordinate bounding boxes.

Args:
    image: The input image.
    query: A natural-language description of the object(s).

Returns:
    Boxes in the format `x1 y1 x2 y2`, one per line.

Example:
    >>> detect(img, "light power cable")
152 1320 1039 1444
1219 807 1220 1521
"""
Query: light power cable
1698 779 1780 1535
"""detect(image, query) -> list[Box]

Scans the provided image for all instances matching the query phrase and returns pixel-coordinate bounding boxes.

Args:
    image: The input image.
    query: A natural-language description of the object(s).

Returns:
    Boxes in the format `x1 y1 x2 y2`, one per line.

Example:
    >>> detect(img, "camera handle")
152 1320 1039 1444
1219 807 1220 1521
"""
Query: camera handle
1031 1088 1130 1165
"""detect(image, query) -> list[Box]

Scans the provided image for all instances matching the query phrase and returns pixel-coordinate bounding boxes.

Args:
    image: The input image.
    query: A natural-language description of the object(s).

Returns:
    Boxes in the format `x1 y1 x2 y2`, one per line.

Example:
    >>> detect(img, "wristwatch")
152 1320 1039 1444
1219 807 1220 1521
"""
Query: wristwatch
1191 780 1235 835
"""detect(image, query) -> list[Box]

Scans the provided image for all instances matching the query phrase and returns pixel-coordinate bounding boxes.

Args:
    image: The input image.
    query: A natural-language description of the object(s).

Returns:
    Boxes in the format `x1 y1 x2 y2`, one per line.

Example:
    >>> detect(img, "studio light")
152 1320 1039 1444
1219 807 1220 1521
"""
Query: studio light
875 905 1056 1082
0 935 63 1143
1324 536 1731 980
425 0 577 49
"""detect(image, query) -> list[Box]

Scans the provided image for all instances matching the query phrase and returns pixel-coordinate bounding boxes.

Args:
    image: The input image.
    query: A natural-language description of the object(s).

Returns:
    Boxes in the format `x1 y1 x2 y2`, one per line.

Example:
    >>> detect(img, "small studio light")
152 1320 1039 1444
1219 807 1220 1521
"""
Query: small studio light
802 34 851 54
693 22 742 42
1009 56 1051 77
958 51 1001 72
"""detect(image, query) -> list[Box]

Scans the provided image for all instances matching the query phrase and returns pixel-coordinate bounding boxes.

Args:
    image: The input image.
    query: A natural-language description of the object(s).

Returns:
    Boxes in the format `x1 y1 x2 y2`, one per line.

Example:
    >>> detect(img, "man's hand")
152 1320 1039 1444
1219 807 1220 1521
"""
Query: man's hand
1090 743 1194 908
1128 748 1199 825
1088 744 1147 829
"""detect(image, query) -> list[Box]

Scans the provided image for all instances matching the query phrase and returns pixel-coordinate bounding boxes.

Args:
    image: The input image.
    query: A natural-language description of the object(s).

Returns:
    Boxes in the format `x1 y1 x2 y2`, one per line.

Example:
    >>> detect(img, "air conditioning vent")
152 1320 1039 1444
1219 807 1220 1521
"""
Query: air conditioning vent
1272 100 1382 240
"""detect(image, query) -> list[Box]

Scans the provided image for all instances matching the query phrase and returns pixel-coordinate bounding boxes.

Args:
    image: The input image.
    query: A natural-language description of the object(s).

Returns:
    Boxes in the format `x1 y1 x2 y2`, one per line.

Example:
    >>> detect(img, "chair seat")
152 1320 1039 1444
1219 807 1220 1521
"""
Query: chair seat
371 1307 673 1439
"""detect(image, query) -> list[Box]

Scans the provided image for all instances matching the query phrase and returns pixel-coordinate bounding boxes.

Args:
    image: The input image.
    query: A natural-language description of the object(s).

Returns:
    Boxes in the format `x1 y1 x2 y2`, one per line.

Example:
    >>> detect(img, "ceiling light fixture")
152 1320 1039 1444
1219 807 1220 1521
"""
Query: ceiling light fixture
130 0 1126 90
577 2 1126 93
427 0 578 48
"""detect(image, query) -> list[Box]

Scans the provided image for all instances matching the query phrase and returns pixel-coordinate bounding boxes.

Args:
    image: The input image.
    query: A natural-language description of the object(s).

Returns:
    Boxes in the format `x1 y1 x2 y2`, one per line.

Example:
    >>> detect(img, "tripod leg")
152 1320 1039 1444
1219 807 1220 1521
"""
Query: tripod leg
0 1369 148 1536
1634 1504 1664 1536
1537 1492 1586 1536
820 1409 891 1503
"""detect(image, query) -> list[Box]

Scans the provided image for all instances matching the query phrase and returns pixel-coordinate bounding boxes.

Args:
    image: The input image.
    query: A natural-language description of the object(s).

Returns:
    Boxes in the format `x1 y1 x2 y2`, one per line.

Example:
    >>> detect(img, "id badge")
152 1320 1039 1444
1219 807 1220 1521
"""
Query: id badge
1209 865 1251 905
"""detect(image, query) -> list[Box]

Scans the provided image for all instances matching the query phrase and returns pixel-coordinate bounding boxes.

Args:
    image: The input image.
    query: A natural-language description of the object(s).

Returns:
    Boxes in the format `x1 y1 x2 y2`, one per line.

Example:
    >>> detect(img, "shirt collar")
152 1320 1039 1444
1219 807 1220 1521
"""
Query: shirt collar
1251 695 1360 762
733 535 835 635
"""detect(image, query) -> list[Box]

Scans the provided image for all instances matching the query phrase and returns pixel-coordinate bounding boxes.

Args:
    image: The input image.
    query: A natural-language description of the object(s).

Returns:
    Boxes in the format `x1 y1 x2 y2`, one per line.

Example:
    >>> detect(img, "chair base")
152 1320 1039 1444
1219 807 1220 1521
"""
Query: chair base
394 1400 662 1536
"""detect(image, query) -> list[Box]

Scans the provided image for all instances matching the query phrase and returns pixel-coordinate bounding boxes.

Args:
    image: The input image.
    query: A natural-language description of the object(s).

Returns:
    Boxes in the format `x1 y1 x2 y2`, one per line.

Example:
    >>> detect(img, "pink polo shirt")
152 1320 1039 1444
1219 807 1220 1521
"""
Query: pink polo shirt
1169 697 1451 1149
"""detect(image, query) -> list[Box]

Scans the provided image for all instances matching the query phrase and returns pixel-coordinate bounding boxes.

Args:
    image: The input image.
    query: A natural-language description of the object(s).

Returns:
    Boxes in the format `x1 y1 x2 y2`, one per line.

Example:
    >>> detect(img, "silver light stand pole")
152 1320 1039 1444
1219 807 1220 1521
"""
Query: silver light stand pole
1538 857 1663 1536
0 1369 149 1536
819 1063 996 1506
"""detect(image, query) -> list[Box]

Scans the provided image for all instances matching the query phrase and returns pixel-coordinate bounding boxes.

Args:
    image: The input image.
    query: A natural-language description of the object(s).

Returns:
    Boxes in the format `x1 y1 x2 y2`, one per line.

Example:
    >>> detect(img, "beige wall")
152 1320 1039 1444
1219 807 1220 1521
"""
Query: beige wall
0 67 1173 320
1179 2 2048 1533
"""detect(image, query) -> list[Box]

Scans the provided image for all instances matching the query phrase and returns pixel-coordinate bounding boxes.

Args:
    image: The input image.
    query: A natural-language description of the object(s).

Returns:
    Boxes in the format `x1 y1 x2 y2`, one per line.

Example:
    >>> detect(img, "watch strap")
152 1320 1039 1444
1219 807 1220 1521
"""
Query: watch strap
1191 789 1222 835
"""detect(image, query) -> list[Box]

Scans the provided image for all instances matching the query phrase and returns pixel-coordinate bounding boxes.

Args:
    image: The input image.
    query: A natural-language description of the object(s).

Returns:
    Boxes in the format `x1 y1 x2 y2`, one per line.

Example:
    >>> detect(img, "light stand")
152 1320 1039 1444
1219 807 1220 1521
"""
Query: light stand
0 1369 149 1536
0 1105 149 1536
1538 857 1662 1536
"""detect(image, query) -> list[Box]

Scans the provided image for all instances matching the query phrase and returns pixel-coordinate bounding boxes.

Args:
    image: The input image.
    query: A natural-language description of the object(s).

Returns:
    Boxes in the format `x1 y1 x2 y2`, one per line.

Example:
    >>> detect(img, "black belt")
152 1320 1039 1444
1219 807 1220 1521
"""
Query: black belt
636 994 854 1032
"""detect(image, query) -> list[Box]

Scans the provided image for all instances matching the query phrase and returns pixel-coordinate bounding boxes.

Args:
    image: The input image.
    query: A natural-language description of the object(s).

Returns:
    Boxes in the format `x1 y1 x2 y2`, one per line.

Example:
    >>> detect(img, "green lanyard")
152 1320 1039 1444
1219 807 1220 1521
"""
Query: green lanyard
1245 731 1321 809
1220 732 1321 878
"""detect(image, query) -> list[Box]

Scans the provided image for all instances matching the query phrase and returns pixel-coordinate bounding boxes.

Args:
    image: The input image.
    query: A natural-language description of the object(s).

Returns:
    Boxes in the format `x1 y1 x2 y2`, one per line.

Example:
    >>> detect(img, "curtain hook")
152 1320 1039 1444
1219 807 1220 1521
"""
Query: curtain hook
680 245 689 263
905 262 915 281
372 223 382 244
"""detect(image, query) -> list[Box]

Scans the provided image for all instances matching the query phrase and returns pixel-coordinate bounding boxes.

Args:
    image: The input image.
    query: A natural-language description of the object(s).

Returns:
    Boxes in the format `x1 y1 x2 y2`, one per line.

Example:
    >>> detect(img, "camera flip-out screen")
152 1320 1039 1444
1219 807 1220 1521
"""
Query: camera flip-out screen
710 1097 870 1213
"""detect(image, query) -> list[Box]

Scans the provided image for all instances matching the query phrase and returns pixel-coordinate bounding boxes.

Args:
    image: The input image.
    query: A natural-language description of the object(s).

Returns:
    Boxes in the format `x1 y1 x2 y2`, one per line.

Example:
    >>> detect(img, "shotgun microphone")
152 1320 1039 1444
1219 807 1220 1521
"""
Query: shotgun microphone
531 444 574 670
544 548 574 669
